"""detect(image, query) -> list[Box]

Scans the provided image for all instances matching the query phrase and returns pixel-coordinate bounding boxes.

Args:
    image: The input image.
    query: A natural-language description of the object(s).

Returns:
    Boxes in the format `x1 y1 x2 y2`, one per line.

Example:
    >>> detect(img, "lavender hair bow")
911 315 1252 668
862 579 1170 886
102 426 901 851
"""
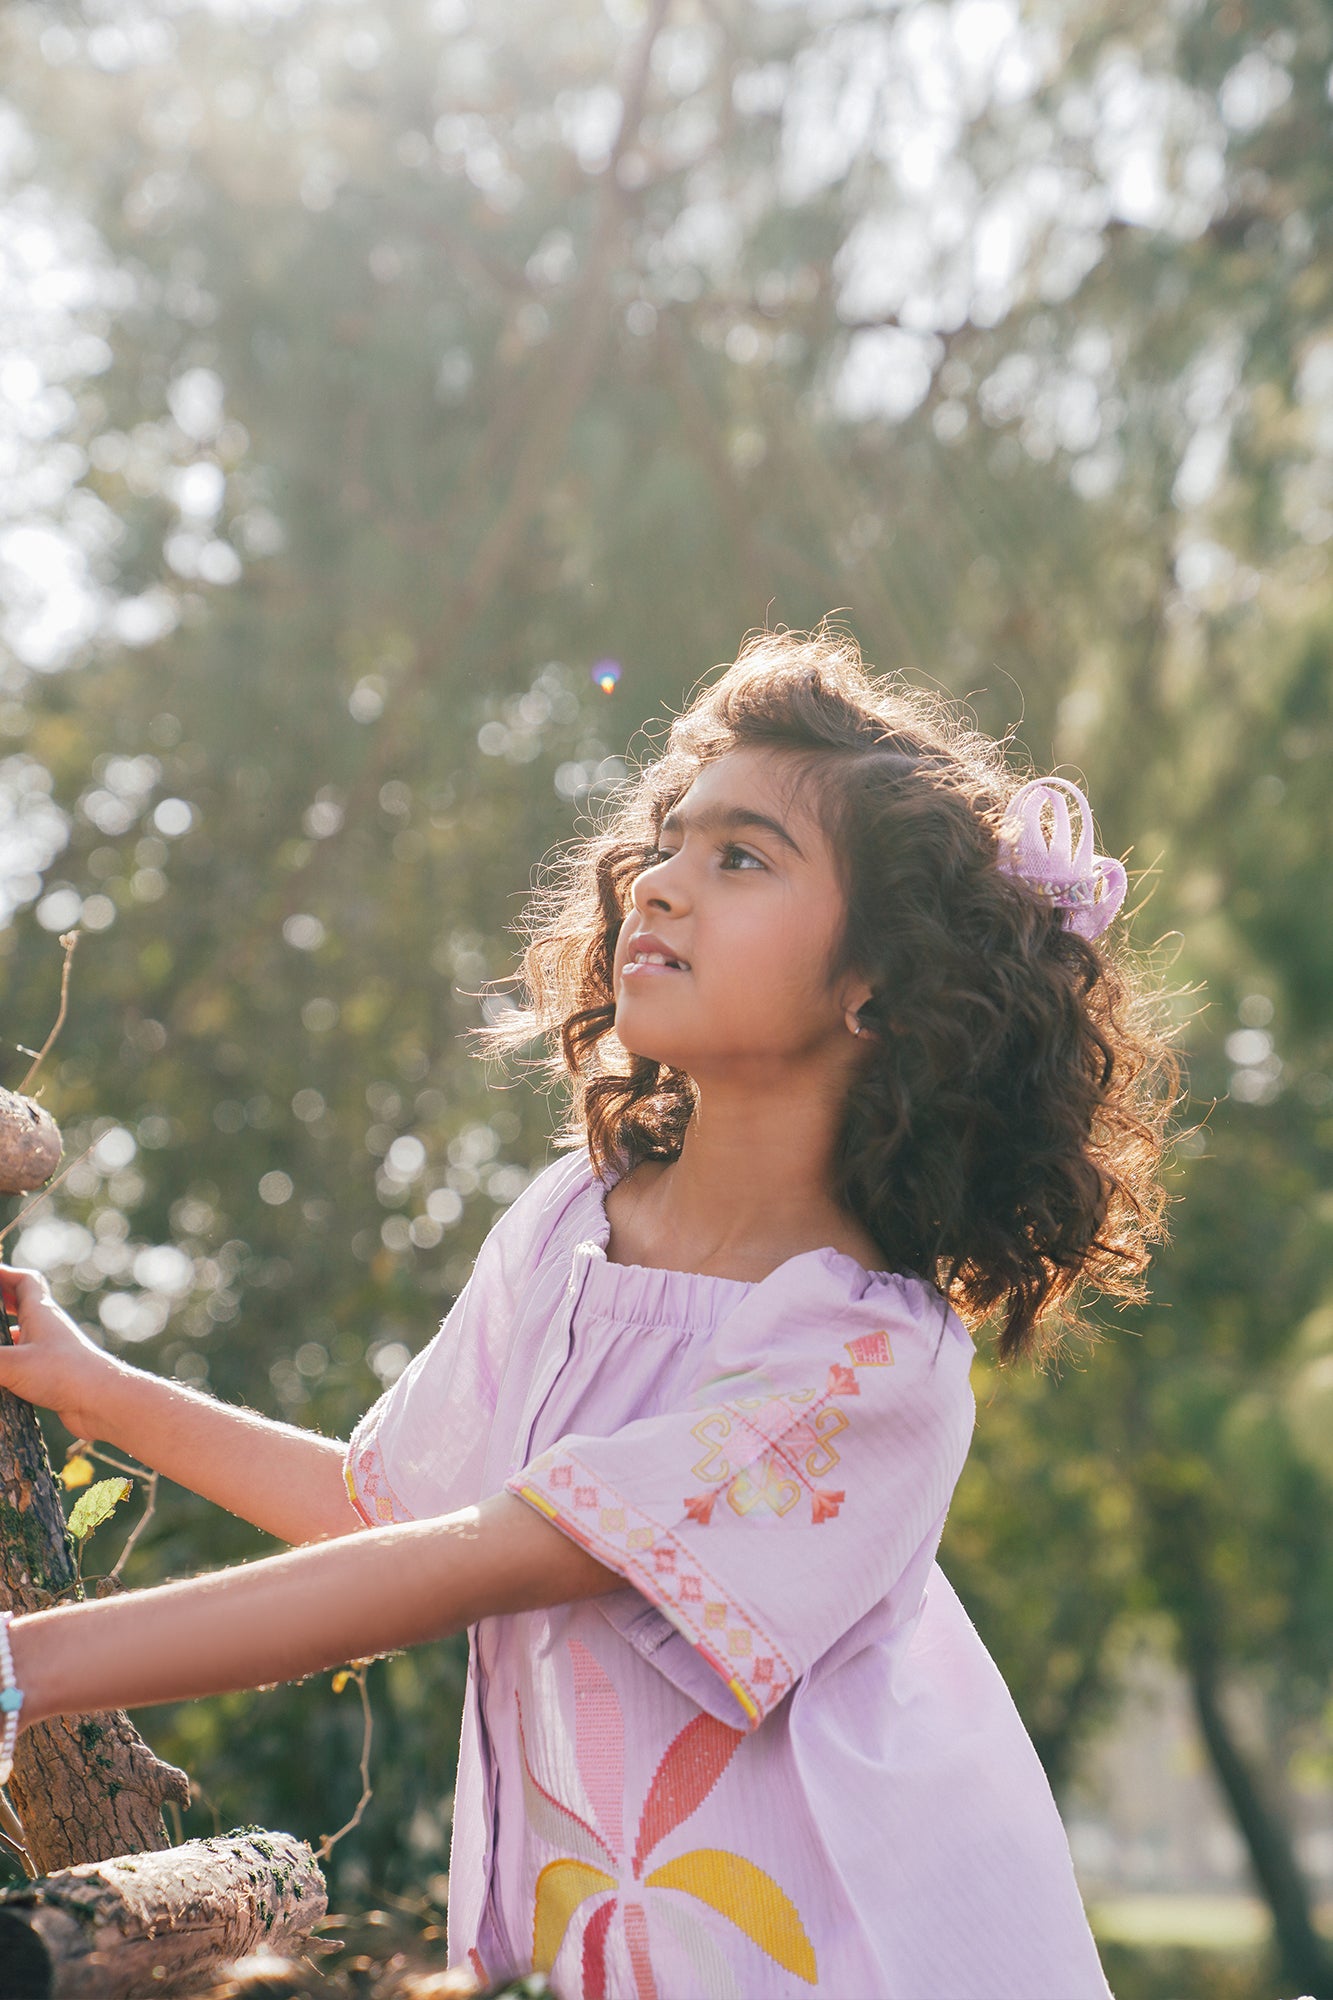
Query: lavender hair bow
996 777 1128 941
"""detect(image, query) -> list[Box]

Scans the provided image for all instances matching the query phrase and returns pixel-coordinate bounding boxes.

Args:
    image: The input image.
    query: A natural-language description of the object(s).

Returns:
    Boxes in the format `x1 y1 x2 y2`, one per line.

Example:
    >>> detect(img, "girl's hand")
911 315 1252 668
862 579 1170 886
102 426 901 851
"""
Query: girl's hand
0 1263 114 1438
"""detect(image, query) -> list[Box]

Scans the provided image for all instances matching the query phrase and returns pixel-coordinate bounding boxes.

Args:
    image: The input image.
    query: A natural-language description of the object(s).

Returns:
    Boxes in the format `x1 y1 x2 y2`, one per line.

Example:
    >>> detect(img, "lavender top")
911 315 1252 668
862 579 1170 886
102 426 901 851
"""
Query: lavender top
345 1151 1112 1999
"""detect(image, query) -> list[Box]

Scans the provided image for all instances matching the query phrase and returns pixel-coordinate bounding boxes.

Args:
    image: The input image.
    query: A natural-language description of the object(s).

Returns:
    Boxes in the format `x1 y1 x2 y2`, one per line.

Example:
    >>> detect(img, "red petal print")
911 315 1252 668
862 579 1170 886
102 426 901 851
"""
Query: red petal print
826 1363 859 1396
632 1710 743 1876
684 1492 717 1525
811 1489 845 1523
581 1895 616 2000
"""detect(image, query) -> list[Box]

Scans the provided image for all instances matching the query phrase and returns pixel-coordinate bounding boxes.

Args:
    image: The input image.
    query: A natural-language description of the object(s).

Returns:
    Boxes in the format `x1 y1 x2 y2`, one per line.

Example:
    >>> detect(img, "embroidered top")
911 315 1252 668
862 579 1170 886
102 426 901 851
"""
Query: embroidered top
344 1151 1113 2000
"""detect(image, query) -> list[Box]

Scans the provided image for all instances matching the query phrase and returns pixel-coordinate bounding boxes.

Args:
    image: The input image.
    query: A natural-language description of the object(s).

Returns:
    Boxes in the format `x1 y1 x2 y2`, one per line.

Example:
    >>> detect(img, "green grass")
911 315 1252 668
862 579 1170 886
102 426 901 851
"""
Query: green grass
1091 1895 1272 1949
1089 1896 1333 2000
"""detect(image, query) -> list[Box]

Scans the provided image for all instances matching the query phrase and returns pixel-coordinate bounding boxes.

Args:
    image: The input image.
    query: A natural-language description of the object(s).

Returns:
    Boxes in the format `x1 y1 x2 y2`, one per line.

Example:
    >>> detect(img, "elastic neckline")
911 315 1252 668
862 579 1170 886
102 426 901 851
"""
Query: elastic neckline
579 1157 900 1289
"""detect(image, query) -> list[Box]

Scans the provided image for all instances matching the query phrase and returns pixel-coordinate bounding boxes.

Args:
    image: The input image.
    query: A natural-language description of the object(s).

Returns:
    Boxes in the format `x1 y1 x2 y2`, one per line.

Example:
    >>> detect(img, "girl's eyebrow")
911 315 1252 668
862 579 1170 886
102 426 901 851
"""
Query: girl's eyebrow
659 802 806 860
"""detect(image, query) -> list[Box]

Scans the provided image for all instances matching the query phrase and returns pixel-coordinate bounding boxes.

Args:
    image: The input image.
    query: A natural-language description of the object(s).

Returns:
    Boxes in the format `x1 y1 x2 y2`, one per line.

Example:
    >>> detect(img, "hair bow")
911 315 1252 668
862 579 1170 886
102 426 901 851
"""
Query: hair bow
996 777 1127 941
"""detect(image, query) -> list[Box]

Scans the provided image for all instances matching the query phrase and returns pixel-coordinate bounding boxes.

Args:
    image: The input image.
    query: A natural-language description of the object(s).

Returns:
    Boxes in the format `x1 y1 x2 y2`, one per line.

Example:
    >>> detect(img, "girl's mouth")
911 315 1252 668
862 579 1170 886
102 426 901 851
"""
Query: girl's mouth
620 932 688 972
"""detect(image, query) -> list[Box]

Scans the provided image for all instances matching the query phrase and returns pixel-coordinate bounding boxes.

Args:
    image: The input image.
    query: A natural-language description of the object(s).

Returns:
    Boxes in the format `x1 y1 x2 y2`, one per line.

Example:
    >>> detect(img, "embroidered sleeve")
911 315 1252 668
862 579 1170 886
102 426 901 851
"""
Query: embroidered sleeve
508 1278 976 1731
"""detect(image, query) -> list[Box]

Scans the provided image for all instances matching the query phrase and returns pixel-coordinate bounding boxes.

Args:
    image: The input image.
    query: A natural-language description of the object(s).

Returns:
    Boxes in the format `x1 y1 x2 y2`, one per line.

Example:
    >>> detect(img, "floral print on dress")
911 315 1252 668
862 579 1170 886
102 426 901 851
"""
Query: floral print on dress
519 1640 816 1998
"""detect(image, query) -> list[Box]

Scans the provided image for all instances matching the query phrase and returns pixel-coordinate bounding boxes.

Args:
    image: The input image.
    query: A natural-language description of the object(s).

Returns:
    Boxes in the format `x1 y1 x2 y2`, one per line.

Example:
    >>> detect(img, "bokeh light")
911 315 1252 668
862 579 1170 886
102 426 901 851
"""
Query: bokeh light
591 657 621 694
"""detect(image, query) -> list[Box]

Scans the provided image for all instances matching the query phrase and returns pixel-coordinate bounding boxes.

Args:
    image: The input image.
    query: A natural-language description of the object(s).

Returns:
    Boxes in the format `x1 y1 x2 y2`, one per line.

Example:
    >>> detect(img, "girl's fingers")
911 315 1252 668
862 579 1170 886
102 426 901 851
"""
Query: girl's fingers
0 1265 46 1309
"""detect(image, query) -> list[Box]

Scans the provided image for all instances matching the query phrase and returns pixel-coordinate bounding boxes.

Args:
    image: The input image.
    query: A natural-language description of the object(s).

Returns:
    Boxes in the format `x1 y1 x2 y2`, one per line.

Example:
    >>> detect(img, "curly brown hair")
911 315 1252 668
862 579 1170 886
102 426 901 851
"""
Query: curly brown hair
486 623 1183 1364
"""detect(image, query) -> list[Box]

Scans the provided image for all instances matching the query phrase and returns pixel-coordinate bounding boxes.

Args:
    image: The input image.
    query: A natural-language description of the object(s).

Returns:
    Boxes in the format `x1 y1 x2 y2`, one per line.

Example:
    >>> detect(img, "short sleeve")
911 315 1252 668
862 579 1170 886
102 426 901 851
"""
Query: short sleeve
344 1155 579 1525
507 1255 976 1732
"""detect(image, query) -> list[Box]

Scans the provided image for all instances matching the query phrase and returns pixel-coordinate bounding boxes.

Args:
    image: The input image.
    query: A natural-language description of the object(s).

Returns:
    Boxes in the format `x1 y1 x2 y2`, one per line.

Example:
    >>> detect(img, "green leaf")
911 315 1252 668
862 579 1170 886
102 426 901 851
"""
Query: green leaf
67 1478 133 1542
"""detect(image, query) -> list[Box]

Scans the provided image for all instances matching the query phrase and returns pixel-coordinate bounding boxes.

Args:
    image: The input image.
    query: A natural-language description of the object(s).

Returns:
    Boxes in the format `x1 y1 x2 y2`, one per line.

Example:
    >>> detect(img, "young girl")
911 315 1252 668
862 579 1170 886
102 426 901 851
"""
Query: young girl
0 628 1177 1999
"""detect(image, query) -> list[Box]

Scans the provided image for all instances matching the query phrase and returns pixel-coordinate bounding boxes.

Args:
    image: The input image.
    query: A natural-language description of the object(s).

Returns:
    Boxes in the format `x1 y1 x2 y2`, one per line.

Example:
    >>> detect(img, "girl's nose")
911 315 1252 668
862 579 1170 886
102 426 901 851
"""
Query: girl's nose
633 853 688 915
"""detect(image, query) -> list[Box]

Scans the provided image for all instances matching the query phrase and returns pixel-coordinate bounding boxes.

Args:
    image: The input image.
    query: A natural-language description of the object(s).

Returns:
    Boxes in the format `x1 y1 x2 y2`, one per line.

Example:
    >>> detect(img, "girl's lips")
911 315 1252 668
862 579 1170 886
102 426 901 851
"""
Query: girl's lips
620 928 688 976
621 957 688 979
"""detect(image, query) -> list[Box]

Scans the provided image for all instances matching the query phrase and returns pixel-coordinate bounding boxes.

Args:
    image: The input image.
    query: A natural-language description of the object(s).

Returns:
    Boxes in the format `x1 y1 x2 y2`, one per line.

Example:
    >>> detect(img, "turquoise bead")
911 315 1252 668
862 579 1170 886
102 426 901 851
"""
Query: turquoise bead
0 1687 22 1712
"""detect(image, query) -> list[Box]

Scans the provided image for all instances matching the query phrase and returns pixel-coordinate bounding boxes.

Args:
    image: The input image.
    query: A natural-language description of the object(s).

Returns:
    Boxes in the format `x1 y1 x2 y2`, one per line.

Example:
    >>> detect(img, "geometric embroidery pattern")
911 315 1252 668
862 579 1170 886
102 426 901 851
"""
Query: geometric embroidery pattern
512 1457 794 1727
344 1435 409 1525
519 1640 817 1996
685 1331 894 1527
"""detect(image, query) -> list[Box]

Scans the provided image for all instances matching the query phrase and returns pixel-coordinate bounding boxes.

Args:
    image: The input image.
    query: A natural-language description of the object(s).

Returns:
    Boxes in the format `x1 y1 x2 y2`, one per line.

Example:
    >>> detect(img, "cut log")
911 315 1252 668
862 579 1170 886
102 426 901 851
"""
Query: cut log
0 1335 190 1872
0 1830 327 1999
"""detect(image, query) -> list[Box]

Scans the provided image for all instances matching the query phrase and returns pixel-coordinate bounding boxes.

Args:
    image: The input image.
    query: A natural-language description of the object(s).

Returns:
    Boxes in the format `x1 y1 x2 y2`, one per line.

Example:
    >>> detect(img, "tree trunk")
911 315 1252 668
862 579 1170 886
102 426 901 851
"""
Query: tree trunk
0 1829 326 1999
1185 1641 1333 2000
0 1314 189 1873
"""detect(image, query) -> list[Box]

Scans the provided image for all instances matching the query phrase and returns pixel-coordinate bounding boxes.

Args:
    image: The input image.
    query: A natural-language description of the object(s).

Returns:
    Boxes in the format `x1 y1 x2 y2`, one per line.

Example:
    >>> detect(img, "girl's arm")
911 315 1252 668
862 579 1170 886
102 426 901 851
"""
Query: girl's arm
0 1265 359 1546
11 1494 616 1728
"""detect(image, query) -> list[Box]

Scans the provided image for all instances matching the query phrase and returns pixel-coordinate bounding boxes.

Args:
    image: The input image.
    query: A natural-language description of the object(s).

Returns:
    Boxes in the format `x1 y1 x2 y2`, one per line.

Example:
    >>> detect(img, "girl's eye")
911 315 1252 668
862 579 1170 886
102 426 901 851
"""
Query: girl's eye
720 844 763 870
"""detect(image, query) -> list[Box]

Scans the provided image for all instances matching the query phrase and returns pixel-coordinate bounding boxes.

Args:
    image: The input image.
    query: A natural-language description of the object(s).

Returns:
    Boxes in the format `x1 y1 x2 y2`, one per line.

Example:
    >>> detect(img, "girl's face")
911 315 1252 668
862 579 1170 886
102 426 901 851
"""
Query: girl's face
612 747 869 1078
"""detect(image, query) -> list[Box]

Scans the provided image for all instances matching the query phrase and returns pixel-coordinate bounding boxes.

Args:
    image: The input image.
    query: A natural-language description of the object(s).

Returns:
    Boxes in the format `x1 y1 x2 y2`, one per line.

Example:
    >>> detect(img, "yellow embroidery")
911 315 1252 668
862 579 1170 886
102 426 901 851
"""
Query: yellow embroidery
644 1848 818 1985
685 1337 891 1527
532 1858 616 1973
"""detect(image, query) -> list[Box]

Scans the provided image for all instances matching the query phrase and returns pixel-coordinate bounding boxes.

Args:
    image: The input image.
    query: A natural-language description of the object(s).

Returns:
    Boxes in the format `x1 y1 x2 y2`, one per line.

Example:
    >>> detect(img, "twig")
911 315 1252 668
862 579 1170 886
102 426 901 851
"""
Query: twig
18 931 79 1094
316 1664 375 1862
0 1140 98 1250
104 1466 159 1583
0 1787 33 1877
190 1778 223 1838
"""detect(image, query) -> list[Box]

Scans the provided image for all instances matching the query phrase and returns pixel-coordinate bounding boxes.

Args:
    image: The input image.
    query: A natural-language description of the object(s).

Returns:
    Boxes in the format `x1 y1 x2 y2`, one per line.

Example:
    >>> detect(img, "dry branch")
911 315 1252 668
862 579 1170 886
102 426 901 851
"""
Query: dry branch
0 1830 326 1999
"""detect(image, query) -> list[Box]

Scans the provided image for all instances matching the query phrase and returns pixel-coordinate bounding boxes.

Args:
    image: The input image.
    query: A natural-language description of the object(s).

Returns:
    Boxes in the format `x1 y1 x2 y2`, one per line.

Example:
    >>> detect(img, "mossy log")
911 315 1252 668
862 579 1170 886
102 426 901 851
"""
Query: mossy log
0 1830 327 1999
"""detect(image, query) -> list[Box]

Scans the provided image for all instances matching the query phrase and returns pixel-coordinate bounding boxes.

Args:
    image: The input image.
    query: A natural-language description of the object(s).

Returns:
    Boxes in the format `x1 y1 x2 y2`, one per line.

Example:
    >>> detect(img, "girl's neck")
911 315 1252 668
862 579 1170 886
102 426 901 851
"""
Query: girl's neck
604 1086 883 1282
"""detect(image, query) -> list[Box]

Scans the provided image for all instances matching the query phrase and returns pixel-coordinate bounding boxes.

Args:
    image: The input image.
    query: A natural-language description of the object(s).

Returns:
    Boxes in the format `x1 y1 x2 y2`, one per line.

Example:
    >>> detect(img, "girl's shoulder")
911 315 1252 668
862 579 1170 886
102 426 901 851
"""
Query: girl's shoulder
477 1145 604 1282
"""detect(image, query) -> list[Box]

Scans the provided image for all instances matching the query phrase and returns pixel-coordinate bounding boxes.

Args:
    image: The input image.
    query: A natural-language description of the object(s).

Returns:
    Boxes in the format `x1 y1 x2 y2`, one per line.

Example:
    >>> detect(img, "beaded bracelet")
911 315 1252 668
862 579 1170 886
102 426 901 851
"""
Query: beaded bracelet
0 1610 24 1786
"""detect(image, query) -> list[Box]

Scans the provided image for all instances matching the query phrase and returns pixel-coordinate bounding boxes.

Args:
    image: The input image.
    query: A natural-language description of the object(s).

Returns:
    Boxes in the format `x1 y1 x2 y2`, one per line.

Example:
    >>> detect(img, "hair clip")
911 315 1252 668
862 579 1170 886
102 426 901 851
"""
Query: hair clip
996 777 1127 941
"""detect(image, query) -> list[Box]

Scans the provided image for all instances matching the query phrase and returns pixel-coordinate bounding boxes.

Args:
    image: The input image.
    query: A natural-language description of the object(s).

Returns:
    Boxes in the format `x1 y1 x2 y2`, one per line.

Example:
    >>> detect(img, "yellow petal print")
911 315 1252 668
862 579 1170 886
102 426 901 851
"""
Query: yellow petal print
531 1857 616 1973
644 1848 817 1985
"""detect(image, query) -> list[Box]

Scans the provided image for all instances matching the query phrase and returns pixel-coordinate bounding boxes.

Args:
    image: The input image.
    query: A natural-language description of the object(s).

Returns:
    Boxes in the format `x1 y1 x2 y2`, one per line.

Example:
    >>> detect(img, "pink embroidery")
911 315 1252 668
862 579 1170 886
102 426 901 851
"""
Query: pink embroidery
346 1435 409 1524
511 1456 792 1724
624 1901 659 2000
571 1638 625 1858
845 1330 893 1367
684 1335 895 1527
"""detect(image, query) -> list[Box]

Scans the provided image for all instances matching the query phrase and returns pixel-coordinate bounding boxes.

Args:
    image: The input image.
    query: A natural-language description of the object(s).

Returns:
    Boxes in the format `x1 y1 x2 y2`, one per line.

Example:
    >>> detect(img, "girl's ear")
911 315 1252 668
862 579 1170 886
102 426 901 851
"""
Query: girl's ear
843 980 876 1039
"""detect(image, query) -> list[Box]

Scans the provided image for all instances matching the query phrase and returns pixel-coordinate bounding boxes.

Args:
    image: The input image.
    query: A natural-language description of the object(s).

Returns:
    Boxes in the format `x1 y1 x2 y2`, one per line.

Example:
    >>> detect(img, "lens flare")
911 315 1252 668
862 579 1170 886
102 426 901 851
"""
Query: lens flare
592 658 622 694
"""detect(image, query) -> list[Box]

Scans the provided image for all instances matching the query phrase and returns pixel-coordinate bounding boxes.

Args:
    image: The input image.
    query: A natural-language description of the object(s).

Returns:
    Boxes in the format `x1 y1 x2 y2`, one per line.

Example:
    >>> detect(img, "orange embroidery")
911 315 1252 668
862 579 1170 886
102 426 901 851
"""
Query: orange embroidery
684 1333 894 1526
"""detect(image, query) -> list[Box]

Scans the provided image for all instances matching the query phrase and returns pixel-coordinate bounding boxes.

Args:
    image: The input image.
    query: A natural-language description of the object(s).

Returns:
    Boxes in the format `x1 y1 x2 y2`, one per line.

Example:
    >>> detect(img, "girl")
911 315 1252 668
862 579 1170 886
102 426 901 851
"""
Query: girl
0 628 1178 1999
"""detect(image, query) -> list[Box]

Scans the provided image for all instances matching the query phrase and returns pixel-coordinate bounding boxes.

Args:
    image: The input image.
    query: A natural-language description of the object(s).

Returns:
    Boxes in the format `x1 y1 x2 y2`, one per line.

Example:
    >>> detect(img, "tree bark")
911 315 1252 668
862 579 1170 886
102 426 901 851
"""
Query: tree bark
1185 1642 1333 2000
0 1315 189 1873
0 1830 326 1999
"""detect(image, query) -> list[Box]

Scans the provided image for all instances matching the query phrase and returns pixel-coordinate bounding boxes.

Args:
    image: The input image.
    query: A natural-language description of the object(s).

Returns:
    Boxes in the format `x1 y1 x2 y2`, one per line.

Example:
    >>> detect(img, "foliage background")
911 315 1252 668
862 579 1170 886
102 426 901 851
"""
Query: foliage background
0 0 1331 1991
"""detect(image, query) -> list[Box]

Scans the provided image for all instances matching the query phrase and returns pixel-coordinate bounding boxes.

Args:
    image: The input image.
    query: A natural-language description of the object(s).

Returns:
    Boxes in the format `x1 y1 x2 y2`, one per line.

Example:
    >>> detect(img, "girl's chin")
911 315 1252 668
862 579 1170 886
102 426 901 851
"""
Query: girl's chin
613 1012 684 1064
